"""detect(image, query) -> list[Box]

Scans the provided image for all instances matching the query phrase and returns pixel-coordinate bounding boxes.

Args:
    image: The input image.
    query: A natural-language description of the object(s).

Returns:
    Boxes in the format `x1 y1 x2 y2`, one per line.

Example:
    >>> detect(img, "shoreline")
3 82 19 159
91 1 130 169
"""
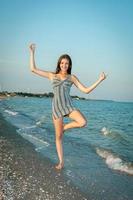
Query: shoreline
0 113 88 200
0 92 116 102
0 94 7 100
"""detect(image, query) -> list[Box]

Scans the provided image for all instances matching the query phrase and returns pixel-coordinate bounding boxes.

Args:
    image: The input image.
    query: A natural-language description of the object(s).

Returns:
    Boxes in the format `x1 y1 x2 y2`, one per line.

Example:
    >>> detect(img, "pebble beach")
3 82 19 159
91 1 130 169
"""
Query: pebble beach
0 112 88 200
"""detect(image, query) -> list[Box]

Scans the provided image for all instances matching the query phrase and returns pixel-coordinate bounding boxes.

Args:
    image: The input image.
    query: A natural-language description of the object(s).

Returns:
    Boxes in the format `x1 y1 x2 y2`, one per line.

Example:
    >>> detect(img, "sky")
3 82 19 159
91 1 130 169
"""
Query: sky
0 0 133 102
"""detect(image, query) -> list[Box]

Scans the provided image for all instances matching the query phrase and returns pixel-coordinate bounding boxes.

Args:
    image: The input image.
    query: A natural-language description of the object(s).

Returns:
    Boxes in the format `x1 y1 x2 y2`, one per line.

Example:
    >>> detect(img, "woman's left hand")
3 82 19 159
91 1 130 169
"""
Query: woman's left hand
99 72 107 81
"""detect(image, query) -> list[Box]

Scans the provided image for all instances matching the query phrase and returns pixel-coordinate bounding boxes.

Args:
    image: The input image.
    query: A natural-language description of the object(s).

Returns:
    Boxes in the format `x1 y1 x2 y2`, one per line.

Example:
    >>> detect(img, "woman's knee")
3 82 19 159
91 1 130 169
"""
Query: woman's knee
79 118 87 127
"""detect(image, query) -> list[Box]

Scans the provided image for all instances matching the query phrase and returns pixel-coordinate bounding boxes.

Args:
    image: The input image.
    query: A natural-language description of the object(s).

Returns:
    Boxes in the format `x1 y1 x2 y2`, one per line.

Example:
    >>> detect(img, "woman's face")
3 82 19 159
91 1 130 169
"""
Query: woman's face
59 58 69 73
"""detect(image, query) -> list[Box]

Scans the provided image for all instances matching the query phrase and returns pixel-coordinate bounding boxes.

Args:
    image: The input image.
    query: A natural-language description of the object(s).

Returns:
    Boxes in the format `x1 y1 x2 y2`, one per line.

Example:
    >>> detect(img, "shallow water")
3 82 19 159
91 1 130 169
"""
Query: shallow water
0 96 133 199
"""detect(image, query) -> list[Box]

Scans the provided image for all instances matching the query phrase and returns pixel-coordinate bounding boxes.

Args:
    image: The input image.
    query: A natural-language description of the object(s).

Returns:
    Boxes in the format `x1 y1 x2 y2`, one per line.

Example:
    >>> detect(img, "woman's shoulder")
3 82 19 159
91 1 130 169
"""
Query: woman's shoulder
69 74 76 83
70 74 79 80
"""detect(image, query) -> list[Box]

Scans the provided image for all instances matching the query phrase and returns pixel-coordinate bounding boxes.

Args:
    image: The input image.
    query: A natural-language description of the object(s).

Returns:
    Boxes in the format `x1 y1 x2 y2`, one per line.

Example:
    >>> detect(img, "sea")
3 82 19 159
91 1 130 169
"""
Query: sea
0 96 133 200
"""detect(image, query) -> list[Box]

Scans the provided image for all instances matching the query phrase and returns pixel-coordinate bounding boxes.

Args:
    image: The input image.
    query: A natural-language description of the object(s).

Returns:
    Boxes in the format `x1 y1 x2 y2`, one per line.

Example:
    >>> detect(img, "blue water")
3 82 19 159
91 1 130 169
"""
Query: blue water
0 96 133 200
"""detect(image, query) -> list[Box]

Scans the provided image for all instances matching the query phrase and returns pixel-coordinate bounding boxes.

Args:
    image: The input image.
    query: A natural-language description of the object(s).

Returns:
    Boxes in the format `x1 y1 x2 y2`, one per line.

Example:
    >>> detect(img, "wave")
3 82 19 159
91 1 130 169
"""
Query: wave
101 127 111 135
100 127 130 145
96 147 133 175
17 129 50 148
36 120 45 127
66 169 74 178
3 107 46 131
35 115 47 127
22 125 37 129
4 109 18 116
3 105 39 123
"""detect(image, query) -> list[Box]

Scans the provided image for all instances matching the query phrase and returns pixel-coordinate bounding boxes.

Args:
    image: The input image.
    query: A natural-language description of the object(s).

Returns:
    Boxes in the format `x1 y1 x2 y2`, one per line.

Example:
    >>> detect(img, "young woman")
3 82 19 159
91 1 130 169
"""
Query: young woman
29 44 107 170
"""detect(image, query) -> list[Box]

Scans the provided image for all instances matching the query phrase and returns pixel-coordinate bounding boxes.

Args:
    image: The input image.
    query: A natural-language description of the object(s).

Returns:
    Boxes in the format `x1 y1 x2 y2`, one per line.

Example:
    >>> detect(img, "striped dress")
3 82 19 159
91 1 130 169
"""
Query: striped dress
51 74 76 119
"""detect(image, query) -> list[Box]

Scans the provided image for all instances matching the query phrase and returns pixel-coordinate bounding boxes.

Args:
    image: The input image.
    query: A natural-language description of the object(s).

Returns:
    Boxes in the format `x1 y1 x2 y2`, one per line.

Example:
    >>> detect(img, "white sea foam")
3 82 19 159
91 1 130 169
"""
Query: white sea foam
36 117 46 127
96 147 133 175
24 125 36 129
17 129 50 148
35 146 44 151
4 109 18 116
101 127 110 135
100 127 129 145
66 169 74 178
36 121 42 125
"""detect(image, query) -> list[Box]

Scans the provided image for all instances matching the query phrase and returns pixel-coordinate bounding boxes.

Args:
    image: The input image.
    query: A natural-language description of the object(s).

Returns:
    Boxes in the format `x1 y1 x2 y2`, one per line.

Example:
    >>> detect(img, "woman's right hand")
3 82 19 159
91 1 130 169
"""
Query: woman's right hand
29 43 36 53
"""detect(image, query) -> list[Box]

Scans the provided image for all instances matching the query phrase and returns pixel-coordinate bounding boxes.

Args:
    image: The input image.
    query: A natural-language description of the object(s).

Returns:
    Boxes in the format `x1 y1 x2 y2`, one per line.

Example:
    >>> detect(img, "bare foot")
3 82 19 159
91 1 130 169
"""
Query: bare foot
55 162 64 170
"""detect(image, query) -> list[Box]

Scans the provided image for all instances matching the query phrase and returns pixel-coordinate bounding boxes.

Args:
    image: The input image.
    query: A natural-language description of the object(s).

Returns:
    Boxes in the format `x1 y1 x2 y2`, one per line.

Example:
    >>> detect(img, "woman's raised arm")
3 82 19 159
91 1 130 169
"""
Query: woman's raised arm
72 72 107 94
29 44 53 80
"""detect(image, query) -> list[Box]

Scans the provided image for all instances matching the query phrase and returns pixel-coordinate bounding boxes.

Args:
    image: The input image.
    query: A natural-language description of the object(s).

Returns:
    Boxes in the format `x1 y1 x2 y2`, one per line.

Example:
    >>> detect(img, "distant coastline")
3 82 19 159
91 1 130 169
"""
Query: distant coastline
0 91 87 100
0 91 115 102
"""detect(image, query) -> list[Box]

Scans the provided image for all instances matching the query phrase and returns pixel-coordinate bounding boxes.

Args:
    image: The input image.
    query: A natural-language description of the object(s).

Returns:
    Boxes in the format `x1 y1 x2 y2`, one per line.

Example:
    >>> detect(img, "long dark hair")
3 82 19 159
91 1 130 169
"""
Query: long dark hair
55 54 72 74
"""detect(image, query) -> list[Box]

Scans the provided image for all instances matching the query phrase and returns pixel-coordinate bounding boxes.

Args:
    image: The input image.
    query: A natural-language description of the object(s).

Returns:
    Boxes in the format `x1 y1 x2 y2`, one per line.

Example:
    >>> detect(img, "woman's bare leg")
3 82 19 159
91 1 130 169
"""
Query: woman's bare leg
52 115 64 169
63 110 87 132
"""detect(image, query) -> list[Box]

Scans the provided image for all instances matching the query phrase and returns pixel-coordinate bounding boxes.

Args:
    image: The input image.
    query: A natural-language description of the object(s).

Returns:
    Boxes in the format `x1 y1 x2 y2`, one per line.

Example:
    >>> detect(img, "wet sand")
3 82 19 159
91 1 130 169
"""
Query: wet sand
0 114 89 200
